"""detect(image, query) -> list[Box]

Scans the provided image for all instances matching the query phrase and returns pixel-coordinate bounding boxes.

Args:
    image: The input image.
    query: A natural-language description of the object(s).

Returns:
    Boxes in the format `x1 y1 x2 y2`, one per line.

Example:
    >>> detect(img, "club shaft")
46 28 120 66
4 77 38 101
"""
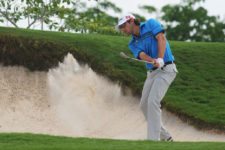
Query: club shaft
130 57 154 64
120 52 154 64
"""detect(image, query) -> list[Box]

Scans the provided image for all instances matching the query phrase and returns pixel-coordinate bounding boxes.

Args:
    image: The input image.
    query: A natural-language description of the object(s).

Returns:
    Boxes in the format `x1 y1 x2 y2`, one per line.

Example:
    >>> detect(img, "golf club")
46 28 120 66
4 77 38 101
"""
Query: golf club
120 52 154 64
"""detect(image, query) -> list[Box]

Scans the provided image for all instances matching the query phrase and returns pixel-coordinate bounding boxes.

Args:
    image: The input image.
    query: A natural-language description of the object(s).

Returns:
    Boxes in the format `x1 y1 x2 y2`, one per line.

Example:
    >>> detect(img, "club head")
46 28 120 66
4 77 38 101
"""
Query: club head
120 52 129 59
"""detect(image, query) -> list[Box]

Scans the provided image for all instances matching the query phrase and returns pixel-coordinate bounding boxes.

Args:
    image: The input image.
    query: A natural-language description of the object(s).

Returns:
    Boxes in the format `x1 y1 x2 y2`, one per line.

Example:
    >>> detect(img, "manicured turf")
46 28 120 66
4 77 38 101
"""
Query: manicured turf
0 26 224 131
0 133 224 150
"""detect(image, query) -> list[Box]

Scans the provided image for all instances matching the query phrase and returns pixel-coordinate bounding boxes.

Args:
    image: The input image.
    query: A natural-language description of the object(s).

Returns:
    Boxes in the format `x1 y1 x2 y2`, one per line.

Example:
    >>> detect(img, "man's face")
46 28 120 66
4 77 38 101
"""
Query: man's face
119 21 132 35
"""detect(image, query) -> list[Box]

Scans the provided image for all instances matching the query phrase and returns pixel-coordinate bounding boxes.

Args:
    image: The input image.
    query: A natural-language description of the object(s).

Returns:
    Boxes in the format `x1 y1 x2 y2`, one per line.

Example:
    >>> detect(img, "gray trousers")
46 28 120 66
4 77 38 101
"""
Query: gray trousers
140 64 178 141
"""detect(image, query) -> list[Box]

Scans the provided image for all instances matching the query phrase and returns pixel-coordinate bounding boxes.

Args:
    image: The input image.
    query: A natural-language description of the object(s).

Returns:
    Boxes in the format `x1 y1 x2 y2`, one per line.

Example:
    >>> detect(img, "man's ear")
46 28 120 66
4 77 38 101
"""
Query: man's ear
130 18 135 23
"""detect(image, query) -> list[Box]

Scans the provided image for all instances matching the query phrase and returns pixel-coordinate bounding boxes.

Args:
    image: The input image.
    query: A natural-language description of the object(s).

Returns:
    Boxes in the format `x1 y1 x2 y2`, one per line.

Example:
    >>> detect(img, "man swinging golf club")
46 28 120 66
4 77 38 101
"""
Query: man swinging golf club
117 14 178 141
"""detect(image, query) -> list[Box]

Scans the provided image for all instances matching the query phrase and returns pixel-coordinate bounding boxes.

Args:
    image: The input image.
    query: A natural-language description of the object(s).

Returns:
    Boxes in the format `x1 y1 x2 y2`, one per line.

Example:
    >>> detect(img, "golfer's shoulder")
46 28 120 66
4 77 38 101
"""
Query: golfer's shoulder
145 18 161 27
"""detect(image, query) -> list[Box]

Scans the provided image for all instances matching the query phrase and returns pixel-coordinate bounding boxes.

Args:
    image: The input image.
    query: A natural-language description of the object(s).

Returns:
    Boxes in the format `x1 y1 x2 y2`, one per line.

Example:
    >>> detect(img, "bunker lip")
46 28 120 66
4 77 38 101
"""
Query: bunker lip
0 54 224 142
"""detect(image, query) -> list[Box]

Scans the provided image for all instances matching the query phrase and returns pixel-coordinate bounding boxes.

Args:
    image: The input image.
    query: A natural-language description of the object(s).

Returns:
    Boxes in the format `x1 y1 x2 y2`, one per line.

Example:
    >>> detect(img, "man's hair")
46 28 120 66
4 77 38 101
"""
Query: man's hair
128 19 140 26
134 19 140 26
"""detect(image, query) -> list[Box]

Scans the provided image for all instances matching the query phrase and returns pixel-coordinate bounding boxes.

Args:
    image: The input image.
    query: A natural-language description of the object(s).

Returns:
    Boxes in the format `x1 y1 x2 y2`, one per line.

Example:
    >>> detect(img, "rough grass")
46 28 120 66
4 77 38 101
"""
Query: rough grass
0 26 224 132
0 133 224 150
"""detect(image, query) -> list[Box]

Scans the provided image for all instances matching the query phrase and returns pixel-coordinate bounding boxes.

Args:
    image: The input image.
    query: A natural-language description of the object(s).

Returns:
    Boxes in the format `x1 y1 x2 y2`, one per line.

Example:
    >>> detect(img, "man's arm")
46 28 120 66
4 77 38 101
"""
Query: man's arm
137 33 167 67
139 52 156 64
156 32 166 59
153 32 166 67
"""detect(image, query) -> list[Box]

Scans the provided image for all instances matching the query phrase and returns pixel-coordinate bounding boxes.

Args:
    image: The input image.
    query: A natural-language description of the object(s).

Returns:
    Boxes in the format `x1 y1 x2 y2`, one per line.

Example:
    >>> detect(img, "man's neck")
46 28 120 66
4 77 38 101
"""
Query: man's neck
132 26 140 37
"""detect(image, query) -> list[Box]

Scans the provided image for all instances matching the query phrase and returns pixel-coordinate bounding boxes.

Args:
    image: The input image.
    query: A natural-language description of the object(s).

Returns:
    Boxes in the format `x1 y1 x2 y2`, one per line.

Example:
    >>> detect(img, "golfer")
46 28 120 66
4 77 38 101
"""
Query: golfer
117 14 178 141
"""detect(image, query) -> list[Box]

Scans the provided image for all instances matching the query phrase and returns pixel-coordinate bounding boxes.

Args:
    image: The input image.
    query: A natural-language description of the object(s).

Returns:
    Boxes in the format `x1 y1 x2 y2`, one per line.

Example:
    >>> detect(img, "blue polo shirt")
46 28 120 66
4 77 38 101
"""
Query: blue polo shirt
128 19 175 70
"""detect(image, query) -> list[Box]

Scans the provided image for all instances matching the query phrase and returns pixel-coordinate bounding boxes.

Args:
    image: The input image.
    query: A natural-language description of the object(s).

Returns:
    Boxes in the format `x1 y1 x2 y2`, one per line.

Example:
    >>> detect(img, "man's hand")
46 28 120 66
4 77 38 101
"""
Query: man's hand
154 58 164 68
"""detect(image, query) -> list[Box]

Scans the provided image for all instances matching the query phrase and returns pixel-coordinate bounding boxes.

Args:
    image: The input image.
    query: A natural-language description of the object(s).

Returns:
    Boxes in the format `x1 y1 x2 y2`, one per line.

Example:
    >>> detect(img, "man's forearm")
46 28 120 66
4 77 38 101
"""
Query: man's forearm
139 52 155 63
156 33 166 58
138 33 166 66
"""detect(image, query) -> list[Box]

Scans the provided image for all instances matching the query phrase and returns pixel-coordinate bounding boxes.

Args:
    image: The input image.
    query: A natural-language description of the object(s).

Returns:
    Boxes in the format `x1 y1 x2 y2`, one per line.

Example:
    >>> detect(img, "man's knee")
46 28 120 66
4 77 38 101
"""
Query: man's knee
140 101 147 119
148 98 161 110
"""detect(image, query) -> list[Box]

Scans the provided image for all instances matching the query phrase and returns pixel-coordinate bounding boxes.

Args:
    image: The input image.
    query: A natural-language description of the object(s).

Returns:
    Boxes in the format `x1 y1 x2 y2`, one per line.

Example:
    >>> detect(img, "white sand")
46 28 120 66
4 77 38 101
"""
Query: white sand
0 53 224 142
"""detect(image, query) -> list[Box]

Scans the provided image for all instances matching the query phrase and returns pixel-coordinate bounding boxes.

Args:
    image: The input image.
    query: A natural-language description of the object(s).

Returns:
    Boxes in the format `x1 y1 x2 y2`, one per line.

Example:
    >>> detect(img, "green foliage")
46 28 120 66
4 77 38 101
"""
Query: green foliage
137 5 157 21
0 0 81 30
182 0 205 5
0 0 224 40
139 5 157 14
132 13 146 22
0 0 23 27
0 0 140 35
98 0 122 13
64 0 121 34
161 0 225 42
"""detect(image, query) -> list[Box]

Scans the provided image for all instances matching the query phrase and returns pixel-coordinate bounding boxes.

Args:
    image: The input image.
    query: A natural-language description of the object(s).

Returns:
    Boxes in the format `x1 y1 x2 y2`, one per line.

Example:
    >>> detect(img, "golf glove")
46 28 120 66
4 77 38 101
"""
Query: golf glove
155 58 164 68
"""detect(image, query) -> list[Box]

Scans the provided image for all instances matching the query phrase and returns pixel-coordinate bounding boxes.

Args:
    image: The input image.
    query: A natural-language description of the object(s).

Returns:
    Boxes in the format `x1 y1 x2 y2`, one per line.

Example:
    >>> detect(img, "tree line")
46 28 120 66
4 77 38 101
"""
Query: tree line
0 0 224 42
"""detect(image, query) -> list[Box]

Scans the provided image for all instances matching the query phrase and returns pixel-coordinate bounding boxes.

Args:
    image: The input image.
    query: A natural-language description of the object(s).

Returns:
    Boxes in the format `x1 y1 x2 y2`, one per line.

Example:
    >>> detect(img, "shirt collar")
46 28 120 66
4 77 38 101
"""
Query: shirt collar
132 21 146 39
140 21 146 35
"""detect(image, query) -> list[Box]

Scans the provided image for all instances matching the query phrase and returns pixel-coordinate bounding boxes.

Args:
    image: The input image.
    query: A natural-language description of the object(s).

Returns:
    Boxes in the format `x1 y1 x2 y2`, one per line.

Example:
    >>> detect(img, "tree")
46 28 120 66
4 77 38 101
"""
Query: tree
139 5 156 14
0 0 22 28
0 0 74 30
64 0 122 34
139 5 158 19
161 0 225 42
23 0 52 30
131 13 146 22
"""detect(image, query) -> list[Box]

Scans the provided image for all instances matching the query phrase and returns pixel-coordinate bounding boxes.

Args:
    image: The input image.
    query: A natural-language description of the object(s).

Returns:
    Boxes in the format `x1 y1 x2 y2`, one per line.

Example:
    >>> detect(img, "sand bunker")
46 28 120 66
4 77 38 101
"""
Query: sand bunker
0 53 224 142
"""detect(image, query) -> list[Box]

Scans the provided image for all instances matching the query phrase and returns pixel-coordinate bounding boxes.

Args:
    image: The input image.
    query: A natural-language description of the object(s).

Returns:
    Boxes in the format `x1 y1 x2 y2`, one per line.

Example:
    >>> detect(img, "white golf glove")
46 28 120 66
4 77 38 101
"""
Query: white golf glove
155 58 164 68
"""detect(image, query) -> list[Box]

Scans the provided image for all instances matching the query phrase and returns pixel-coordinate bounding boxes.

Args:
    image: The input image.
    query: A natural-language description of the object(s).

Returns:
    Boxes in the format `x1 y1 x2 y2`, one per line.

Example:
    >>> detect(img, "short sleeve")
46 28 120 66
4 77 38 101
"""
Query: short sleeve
146 19 165 36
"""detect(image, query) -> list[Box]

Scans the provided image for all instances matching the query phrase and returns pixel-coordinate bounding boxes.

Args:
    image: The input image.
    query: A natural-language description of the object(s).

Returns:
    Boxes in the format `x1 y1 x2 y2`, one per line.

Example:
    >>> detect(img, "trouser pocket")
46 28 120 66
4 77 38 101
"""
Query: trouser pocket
162 64 178 73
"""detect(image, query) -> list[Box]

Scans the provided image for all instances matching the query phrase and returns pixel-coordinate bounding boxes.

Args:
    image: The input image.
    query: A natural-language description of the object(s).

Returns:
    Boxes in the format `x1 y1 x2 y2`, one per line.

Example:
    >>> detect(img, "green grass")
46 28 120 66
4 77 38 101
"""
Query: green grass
0 26 225 131
0 133 224 150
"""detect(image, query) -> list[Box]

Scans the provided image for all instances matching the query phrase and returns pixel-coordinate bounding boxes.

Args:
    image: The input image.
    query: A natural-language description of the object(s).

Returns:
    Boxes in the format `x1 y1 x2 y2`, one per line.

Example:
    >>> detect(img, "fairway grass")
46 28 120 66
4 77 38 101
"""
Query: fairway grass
0 133 224 150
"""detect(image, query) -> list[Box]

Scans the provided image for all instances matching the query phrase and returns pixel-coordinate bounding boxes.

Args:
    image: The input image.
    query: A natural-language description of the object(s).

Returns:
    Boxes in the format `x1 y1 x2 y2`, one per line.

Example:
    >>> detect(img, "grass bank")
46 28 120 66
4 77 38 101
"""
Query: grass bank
0 26 224 132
